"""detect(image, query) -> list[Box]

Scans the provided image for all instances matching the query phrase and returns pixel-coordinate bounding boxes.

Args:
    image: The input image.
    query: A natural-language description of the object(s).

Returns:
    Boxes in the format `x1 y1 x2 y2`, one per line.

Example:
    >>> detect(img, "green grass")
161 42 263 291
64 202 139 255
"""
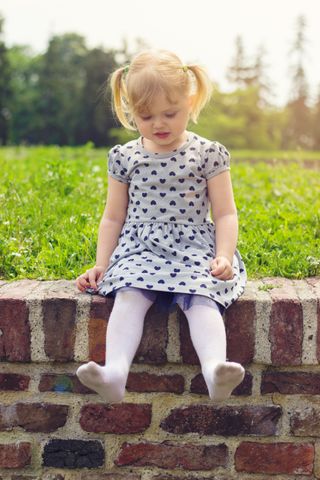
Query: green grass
0 145 319 280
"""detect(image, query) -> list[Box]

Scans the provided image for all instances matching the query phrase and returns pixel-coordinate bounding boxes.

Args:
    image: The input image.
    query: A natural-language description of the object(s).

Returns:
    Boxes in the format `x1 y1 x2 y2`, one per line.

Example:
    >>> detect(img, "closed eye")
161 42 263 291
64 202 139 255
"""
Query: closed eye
165 112 177 118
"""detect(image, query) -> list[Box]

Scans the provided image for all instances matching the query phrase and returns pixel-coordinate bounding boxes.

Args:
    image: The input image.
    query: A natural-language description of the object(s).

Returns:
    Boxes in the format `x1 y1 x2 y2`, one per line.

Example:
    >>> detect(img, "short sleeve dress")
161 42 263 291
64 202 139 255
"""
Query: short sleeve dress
95 132 247 314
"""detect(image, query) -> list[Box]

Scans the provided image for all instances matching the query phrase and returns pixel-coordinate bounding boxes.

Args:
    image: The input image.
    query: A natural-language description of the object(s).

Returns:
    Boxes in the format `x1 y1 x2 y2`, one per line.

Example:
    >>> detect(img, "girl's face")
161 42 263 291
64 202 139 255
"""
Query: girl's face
133 92 192 153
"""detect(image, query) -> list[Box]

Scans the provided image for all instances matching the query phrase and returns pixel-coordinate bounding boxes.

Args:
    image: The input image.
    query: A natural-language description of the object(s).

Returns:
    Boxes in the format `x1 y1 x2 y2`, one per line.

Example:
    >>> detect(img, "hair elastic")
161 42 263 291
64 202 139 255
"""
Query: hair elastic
123 65 130 75
182 65 189 73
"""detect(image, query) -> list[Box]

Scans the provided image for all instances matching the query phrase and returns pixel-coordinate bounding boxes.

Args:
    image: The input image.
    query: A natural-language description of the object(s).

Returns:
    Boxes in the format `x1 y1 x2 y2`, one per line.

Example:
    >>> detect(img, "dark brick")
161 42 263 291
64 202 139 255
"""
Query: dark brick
39 373 92 394
161 404 281 436
269 299 303 366
190 370 252 396
225 299 255 365
43 298 77 361
43 439 104 468
261 371 320 394
80 403 151 434
235 441 314 475
0 299 31 362
0 403 68 433
290 406 320 436
178 309 199 365
115 441 227 470
0 442 31 468
0 373 30 391
134 303 168 364
127 372 184 393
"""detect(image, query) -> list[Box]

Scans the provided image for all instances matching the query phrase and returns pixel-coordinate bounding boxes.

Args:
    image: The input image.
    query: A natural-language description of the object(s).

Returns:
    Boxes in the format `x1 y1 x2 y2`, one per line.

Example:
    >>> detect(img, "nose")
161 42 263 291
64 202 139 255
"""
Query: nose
153 116 165 128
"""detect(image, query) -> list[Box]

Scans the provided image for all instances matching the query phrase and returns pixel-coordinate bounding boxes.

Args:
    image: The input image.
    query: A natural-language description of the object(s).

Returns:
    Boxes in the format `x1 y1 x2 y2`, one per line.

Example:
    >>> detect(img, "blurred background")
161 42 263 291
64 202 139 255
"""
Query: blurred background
0 0 320 150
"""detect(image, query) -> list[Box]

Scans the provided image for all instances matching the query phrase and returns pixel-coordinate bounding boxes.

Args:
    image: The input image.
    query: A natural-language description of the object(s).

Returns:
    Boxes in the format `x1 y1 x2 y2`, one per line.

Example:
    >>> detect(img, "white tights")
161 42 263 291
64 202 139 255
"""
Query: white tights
76 289 244 403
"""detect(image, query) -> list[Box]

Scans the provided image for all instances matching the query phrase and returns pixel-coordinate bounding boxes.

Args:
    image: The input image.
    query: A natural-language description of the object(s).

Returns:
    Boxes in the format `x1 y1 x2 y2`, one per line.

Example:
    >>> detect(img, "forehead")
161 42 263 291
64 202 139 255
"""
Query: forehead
140 91 187 114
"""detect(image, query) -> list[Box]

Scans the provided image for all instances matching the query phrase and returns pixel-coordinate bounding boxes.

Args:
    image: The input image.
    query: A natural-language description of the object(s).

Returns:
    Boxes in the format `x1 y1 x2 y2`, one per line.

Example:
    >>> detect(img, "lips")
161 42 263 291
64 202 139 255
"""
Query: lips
155 132 170 139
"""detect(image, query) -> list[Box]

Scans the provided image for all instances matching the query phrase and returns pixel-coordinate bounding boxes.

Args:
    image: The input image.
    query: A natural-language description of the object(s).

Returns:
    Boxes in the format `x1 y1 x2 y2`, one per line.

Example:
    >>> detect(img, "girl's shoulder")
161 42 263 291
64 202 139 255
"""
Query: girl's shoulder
190 133 230 158
109 138 140 157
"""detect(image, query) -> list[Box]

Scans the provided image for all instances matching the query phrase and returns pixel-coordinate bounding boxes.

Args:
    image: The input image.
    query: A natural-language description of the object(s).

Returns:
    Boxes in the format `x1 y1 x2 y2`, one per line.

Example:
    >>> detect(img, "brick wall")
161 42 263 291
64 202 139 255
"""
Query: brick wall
0 277 319 479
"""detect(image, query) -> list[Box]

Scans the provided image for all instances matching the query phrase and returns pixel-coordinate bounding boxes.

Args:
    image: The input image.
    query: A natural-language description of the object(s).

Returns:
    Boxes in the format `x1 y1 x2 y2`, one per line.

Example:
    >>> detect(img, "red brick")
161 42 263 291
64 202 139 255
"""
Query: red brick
115 441 227 470
269 298 303 366
225 299 255 365
0 403 68 433
235 441 314 474
190 370 252 396
290 406 320 436
151 477 228 480
80 403 151 434
39 373 92 394
127 372 184 393
161 405 281 436
0 373 30 391
88 295 113 363
0 299 31 361
0 442 31 468
43 298 77 361
261 371 320 394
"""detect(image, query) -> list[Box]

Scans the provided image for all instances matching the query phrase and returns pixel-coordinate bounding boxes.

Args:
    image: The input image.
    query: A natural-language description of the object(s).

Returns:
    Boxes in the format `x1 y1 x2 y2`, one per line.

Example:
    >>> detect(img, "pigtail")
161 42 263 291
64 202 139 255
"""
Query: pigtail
110 66 135 130
186 64 213 123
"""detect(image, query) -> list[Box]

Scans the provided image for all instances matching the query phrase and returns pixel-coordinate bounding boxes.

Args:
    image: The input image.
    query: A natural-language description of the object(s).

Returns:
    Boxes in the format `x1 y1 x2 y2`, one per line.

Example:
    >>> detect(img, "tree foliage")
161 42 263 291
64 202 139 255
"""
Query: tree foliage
0 14 319 150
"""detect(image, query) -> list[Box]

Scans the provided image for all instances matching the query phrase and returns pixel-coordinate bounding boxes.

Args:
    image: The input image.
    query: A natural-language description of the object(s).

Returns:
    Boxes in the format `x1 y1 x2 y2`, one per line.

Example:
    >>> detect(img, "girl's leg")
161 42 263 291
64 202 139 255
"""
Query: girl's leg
76 289 155 403
183 302 245 402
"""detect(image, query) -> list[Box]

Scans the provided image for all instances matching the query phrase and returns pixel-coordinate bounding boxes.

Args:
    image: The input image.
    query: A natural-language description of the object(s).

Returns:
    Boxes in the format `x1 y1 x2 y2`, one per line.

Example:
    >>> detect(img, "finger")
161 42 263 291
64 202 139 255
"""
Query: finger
88 270 98 290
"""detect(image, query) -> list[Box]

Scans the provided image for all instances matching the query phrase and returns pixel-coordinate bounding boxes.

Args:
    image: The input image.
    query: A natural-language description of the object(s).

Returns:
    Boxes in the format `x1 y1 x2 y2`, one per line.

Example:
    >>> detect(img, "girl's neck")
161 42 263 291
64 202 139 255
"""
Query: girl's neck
141 131 188 154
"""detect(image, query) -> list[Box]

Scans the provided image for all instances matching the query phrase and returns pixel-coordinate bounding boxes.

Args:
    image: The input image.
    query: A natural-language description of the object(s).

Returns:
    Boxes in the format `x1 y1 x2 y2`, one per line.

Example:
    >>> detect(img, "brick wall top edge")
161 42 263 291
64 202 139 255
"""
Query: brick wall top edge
0 279 318 300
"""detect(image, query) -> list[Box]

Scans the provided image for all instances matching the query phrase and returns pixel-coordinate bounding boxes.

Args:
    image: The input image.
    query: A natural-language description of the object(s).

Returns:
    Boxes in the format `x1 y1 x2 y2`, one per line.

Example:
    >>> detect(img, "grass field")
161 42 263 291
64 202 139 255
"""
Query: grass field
0 145 319 280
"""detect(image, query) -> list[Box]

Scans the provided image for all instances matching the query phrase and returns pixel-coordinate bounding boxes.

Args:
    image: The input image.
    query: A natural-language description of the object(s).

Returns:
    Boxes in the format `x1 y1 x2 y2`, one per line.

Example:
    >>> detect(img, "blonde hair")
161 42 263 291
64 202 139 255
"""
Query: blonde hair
109 49 213 131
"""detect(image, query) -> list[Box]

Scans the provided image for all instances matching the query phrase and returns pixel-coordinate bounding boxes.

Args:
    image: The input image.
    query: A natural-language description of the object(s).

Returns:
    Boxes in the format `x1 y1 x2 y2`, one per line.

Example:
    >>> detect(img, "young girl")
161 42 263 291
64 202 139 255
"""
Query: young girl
76 49 247 403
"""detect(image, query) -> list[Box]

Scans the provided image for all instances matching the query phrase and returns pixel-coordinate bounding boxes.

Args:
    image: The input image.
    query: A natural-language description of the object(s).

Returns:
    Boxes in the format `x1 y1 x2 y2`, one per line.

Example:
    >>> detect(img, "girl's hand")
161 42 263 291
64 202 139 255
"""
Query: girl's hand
76 266 106 292
210 256 234 281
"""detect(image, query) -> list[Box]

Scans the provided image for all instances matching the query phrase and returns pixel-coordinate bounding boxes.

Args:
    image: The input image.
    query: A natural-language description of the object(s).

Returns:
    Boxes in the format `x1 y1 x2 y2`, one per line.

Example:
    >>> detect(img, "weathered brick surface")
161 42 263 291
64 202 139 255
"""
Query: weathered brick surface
269 292 303 365
134 304 168 364
160 405 281 436
43 439 104 468
39 373 92 394
115 441 228 470
225 299 255 365
43 298 77 361
0 373 30 391
0 299 31 361
190 370 252 396
0 279 319 477
80 403 152 434
127 372 185 393
178 309 199 365
0 442 31 468
88 294 113 363
0 403 68 432
261 371 320 394
78 475 141 479
290 406 320 436
235 441 314 474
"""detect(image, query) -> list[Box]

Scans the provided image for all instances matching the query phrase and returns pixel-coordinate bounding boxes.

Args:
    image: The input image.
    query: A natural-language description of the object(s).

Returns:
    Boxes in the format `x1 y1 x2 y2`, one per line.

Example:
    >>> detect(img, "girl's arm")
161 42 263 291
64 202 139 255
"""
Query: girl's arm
96 176 129 269
207 171 238 279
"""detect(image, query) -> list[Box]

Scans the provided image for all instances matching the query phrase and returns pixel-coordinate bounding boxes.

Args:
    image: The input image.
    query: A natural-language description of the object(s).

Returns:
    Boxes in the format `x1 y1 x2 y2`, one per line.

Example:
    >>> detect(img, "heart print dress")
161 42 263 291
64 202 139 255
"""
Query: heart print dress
96 132 247 313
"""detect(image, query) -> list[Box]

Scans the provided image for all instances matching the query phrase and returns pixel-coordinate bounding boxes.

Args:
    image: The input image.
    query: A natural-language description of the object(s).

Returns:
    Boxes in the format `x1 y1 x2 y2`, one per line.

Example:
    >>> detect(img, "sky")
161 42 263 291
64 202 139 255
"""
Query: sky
1 0 320 106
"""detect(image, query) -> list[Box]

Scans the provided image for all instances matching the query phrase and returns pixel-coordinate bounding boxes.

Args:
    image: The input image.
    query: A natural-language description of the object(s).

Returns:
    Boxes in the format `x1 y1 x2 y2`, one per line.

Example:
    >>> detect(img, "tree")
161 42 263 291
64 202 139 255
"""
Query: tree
37 33 88 145
227 36 253 89
80 47 118 146
283 15 312 149
0 15 12 144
